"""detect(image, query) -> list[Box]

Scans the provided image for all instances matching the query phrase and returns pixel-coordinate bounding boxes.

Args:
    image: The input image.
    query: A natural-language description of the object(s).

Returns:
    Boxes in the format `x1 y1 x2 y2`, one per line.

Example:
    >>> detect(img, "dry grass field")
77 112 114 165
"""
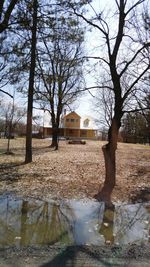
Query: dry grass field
0 137 150 203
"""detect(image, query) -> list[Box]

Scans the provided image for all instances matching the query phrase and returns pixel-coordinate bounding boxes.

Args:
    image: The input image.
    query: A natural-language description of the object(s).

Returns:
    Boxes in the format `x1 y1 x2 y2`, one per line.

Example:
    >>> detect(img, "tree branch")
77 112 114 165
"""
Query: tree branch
119 42 150 77
0 0 18 33
122 64 150 101
125 0 146 16
83 56 109 65
112 0 126 60
0 89 13 98
123 107 149 113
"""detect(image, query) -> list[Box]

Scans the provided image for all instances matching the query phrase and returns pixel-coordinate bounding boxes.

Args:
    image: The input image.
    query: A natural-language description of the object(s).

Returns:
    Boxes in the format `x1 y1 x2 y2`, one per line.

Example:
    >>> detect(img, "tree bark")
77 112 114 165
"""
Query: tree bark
102 144 116 188
95 117 120 202
50 124 59 150
25 0 37 164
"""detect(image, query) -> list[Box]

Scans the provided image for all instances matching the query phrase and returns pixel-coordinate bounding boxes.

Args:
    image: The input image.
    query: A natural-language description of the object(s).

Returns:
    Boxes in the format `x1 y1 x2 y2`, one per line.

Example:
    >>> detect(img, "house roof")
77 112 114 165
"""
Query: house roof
63 111 81 118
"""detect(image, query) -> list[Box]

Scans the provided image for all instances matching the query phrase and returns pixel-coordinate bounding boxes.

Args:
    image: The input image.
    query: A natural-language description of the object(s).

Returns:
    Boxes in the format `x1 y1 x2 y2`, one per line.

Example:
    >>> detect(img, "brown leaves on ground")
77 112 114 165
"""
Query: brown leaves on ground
0 138 149 203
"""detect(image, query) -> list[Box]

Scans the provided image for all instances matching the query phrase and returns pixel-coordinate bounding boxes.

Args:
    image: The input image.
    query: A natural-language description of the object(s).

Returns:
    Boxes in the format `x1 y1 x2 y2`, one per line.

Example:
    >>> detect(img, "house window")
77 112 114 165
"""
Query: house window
71 119 75 122
66 118 69 122
83 119 89 127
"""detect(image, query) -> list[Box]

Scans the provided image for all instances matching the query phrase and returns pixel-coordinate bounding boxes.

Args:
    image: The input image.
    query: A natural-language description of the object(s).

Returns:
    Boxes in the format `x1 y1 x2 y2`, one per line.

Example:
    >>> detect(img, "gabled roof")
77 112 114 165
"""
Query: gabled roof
64 111 81 118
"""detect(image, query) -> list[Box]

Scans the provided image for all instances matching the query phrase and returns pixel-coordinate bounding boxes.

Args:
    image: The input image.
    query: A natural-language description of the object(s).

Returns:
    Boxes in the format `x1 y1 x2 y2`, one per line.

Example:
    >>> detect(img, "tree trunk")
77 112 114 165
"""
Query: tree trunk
102 144 116 188
104 119 119 186
6 135 11 154
6 122 11 154
95 117 119 202
50 125 59 150
25 0 37 164
6 97 14 155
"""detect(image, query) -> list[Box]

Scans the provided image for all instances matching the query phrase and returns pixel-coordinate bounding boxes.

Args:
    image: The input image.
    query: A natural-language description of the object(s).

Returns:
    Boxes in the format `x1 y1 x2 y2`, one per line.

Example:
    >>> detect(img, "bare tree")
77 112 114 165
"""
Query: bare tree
0 98 26 153
35 4 84 150
63 0 150 201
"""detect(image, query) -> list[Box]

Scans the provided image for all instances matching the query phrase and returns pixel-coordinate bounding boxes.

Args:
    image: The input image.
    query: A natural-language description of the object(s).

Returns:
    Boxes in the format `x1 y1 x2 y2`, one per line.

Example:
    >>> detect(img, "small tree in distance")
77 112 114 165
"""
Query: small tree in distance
0 98 26 154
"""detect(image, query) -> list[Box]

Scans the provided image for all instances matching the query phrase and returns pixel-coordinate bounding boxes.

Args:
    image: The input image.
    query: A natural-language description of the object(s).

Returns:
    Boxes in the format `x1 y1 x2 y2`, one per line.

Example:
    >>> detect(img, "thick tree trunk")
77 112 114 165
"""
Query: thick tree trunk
104 119 119 186
95 117 119 202
50 125 59 150
102 144 116 188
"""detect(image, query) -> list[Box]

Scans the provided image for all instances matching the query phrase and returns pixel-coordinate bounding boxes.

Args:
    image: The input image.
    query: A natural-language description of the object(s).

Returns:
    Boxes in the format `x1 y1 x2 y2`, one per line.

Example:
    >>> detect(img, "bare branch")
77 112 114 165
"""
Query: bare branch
0 89 13 98
122 64 150 101
0 0 18 33
84 86 114 91
123 107 149 113
125 0 146 16
115 0 120 10
112 0 126 60
0 1 5 18
119 42 150 77
73 9 108 37
83 56 109 65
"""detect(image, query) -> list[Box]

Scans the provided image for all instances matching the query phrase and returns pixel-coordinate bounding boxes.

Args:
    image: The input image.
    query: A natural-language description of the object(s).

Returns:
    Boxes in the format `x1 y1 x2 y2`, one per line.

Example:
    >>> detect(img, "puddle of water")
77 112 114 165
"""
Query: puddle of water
0 196 149 248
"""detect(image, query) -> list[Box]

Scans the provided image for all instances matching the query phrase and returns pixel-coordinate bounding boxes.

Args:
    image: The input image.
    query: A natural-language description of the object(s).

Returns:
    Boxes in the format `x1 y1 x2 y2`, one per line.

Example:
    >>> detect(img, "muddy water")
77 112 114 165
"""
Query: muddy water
0 196 149 248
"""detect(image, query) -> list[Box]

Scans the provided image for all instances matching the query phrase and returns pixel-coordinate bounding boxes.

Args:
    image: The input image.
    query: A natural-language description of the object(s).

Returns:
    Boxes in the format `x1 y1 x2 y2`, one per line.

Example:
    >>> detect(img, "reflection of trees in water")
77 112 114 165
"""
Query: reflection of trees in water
0 198 73 247
114 203 149 244
61 201 105 245
99 204 115 244
19 200 73 246
0 197 19 246
20 200 28 246
98 203 149 245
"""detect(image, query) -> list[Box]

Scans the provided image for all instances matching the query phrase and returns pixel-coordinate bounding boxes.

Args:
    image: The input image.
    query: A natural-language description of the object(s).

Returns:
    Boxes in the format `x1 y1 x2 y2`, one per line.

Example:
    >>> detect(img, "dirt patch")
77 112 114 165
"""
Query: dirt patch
0 138 150 203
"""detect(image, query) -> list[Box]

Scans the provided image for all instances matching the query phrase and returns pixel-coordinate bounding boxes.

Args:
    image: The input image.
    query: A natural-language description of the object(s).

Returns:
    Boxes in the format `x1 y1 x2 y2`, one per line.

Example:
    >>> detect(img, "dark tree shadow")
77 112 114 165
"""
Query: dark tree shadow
40 246 122 267
32 145 58 155
130 186 150 203
0 162 26 187
0 162 24 170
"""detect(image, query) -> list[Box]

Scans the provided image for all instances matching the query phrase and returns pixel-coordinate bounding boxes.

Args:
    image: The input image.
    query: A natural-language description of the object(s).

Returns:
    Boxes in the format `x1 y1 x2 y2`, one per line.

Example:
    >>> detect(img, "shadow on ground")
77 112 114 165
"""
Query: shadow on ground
39 246 121 267
39 245 150 267
0 245 150 267
131 187 150 203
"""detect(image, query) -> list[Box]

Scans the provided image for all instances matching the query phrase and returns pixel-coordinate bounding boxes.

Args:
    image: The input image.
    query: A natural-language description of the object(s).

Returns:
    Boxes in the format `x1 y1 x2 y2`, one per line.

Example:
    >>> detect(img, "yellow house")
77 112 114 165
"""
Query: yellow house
41 111 98 139
63 112 81 138
62 112 97 139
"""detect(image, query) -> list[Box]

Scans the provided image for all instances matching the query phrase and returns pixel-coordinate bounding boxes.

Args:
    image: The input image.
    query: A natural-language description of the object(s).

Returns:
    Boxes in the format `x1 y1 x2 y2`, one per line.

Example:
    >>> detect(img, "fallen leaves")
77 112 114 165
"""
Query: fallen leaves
0 138 149 203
